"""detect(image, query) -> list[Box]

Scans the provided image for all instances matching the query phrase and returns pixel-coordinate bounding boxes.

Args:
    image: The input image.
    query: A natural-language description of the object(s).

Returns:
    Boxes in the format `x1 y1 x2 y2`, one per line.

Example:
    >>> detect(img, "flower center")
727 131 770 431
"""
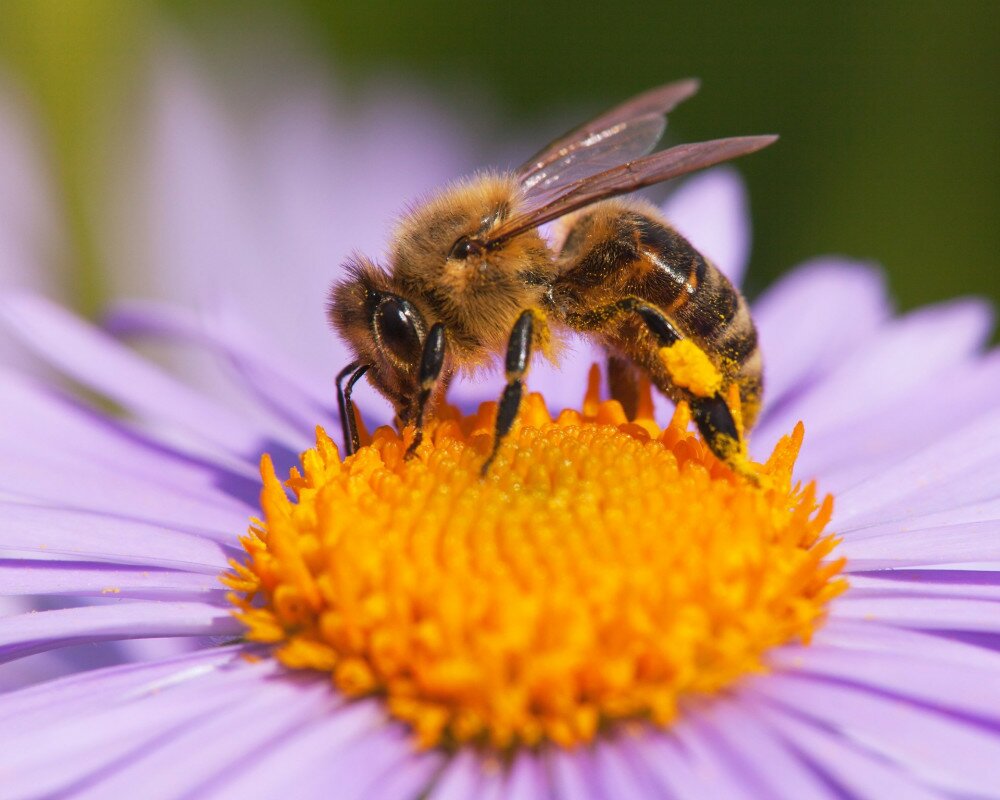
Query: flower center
225 368 845 751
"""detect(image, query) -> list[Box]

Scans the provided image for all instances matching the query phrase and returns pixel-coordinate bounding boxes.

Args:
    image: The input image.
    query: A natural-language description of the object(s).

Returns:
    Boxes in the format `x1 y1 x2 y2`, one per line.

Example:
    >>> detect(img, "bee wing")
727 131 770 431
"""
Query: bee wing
517 79 701 192
488 135 778 245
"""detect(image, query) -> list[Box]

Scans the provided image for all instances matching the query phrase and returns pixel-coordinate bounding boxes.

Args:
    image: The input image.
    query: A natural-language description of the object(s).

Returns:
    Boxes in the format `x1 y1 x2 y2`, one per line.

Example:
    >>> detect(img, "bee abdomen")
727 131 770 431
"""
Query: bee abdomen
635 212 762 419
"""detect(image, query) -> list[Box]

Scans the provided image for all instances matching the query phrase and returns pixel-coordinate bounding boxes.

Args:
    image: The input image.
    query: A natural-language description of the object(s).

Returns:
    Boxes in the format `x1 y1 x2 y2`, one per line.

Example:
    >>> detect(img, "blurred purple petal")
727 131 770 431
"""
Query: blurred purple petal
839 520 1000 569
592 739 664 798
750 675 1000 796
0 561 223 600
0 502 235 571
426 750 482 800
695 698 841 800
662 167 751 286
770 638 1000 721
503 752 552 800
831 596 1000 632
0 368 258 523
107 300 340 433
0 602 238 663
834 408 1000 532
759 297 994 455
83 677 347 799
749 698 944 800
0 655 279 798
795 350 1000 491
361 748 447 800
0 644 248 726
752 258 889 429
629 727 756 800
0 293 288 461
549 748 607 800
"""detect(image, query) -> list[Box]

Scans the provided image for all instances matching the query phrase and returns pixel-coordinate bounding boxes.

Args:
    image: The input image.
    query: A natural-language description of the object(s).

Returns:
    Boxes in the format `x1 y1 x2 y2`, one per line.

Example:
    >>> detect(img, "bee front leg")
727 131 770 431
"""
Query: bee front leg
336 361 371 457
481 309 538 477
404 322 447 460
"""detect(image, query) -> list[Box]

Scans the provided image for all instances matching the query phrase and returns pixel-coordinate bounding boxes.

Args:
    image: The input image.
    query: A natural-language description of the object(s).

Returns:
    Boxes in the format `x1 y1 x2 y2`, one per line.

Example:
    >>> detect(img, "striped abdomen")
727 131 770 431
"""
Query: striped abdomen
552 200 762 426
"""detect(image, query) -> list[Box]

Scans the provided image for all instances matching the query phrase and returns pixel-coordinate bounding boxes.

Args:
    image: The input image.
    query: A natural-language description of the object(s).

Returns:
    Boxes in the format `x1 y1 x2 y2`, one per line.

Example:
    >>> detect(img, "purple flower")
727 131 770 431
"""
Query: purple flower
2 57 1000 799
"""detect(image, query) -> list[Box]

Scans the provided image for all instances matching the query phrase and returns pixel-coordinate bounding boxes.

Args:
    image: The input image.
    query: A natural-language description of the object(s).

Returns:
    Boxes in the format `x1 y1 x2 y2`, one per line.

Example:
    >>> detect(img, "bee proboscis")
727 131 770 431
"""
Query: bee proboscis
330 79 775 477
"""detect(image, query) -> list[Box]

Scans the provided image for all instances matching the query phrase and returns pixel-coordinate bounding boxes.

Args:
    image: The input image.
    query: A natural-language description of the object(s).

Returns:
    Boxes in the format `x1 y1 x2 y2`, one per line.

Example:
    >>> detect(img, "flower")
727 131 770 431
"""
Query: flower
3 52 1000 800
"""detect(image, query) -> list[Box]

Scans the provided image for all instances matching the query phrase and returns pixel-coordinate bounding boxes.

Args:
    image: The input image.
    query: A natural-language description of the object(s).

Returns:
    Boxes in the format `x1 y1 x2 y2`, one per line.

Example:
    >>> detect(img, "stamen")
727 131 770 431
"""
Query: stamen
225 367 845 751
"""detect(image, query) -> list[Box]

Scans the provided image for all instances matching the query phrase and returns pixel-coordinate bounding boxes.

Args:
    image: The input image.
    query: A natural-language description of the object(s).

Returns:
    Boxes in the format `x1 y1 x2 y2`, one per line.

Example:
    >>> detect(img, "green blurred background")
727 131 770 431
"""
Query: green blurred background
1 0 997 318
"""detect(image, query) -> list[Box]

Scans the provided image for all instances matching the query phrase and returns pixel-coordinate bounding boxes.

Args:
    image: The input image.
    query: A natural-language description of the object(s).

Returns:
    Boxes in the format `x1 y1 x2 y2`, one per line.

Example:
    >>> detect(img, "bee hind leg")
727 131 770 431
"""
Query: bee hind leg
481 309 538 477
567 297 752 480
404 322 447 460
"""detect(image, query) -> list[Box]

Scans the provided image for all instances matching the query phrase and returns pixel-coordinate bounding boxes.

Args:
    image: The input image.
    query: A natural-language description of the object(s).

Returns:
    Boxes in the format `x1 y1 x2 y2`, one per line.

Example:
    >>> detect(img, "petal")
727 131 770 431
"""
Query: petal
770 638 1000 722
816 617 1000 669
797 350 1000 490
75 675 341 799
503 752 552 800
0 644 247 726
695 697 842 800
833 408 1000 532
549 748 607 800
0 654 278 798
0 502 235 572
629 726 757 800
749 673 1000 796
0 368 258 524
662 167 751 286
845 571 1000 600
751 259 889 424
0 293 287 463
0 560 224 601
838 520 1000 569
757 297 994 457
360 747 446 800
592 739 665 798
0 601 239 663
106 300 339 435
427 750 483 800
830 596 1000 632
748 698 946 800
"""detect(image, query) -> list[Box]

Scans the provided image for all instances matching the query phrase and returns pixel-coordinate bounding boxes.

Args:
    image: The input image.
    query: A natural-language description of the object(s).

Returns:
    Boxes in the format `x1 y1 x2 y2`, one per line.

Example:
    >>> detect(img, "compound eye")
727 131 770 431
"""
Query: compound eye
448 235 485 261
373 296 425 372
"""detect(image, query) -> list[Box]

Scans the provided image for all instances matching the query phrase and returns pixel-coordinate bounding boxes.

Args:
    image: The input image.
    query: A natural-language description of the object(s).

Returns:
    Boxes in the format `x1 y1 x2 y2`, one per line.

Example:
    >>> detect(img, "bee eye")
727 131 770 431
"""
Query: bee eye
373 297 425 371
449 236 485 260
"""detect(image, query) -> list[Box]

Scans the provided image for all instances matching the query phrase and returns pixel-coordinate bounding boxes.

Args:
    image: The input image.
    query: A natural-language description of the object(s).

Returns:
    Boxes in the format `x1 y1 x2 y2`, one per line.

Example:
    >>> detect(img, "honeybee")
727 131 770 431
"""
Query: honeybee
330 79 775 477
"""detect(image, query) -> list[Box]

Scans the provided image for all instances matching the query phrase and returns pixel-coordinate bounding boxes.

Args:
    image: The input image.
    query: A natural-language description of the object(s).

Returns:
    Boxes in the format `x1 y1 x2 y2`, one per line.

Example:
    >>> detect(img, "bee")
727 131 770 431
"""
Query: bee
330 79 775 477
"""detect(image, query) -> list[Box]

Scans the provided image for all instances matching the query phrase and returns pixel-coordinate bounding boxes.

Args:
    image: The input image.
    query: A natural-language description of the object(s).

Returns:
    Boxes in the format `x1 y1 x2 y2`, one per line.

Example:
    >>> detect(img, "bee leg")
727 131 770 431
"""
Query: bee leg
481 309 536 477
404 322 447 460
607 354 640 419
568 298 748 474
336 361 371 457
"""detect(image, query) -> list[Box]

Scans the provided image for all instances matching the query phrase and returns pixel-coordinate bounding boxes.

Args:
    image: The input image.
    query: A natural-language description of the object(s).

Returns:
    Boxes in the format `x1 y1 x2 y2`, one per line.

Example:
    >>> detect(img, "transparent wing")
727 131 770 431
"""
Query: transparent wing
520 114 667 193
517 79 701 193
488 135 778 245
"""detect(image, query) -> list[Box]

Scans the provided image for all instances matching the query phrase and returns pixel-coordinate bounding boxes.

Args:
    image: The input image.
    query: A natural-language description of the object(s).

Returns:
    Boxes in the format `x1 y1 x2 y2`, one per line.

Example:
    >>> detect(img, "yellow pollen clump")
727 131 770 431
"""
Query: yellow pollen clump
225 367 845 752
658 339 723 397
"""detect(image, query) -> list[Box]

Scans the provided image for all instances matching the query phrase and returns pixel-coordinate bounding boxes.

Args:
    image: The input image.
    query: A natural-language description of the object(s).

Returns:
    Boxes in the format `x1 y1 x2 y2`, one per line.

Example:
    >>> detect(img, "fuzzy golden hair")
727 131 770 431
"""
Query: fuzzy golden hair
389 172 557 363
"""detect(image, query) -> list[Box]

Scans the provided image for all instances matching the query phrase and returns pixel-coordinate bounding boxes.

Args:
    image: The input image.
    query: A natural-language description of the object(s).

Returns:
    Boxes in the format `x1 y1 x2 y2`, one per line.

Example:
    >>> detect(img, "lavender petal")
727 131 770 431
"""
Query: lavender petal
749 673 1000 795
770 639 1000 722
0 502 236 572
0 292 287 461
0 560 224 600
747 697 945 800
0 601 239 663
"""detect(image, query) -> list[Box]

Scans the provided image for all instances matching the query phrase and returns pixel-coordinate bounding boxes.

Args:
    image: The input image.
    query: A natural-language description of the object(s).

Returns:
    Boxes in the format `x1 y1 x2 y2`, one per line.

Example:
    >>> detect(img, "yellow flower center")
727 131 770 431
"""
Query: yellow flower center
225 367 845 751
